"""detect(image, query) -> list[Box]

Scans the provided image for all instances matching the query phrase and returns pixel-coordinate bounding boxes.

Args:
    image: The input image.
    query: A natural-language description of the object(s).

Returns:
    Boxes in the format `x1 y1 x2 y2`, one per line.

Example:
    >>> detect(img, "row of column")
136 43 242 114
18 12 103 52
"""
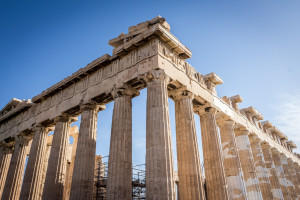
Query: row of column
1 69 300 200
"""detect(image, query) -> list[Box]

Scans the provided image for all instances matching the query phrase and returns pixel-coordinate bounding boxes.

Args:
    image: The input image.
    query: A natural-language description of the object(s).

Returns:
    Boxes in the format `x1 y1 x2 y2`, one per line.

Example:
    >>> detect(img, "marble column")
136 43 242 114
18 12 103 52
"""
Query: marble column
0 146 13 198
218 120 247 200
20 126 52 200
234 129 263 200
293 163 300 192
249 135 273 199
146 70 175 200
70 102 104 200
260 143 284 200
1 135 31 200
43 115 77 200
39 135 53 199
63 126 79 200
271 149 291 199
198 107 228 200
279 154 297 199
174 91 205 200
106 88 138 200
287 159 300 199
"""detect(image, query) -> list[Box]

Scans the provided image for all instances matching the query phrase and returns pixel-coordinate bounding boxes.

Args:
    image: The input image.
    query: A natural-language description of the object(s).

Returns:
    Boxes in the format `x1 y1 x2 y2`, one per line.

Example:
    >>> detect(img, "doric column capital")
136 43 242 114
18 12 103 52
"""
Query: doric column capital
14 134 31 145
217 119 235 127
197 106 217 116
249 134 262 142
234 128 250 136
33 124 54 134
145 69 170 83
0 145 13 153
287 158 294 165
260 141 271 148
80 100 106 112
170 90 194 101
293 162 300 169
270 147 280 154
54 114 78 124
111 86 140 99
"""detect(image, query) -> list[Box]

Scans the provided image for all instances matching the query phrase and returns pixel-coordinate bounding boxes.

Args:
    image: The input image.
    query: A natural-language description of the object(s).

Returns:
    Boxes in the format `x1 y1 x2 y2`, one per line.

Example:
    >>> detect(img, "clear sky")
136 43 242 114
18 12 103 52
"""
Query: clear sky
1 0 300 167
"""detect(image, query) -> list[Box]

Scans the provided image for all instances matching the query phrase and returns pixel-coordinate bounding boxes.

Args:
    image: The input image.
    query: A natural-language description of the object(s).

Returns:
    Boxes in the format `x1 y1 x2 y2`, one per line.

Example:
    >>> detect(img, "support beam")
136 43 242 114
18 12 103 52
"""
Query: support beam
218 119 247 200
146 70 175 200
70 102 105 200
174 91 205 200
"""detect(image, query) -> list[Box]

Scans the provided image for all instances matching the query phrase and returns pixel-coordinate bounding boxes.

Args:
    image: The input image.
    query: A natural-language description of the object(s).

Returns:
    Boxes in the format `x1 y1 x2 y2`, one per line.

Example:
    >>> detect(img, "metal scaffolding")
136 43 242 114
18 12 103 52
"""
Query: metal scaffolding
94 156 146 200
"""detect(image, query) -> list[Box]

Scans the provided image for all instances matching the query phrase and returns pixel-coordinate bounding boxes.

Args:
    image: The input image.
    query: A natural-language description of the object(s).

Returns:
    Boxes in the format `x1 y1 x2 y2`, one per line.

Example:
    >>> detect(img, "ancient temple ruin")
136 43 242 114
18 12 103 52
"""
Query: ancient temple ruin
0 16 300 200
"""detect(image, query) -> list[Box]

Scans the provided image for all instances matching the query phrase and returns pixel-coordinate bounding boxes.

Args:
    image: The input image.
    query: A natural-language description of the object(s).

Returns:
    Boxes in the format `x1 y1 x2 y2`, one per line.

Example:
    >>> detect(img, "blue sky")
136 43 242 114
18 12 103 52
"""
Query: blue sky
1 0 300 166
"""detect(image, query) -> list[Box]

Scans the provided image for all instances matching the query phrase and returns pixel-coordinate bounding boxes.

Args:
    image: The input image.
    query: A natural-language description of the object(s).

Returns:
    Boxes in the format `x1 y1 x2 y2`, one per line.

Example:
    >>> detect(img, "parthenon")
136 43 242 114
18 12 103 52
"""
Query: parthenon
0 16 300 200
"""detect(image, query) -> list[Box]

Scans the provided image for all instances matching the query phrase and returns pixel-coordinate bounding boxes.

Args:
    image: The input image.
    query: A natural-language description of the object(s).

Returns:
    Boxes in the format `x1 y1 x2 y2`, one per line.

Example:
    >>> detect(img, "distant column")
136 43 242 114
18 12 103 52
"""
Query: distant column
260 142 284 200
234 129 263 200
1 135 30 200
218 119 247 200
174 91 205 200
146 70 175 200
279 153 297 199
271 149 291 199
198 107 229 200
63 126 79 200
249 135 273 199
287 158 300 199
20 125 52 200
293 163 300 193
39 135 53 199
0 146 13 198
70 102 105 200
43 115 77 200
106 87 138 200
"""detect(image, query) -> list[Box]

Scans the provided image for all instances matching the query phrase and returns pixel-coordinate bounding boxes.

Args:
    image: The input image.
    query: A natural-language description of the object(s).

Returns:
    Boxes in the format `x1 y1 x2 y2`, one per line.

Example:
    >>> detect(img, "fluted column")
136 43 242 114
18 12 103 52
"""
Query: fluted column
249 135 273 199
287 159 300 199
146 70 175 200
39 135 53 199
63 126 79 200
279 153 297 199
174 91 205 200
20 126 52 200
260 143 284 200
1 135 31 200
218 120 247 200
234 129 263 200
198 107 228 200
293 163 300 193
271 149 291 199
70 102 105 200
43 115 77 200
0 146 13 198
106 88 138 200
